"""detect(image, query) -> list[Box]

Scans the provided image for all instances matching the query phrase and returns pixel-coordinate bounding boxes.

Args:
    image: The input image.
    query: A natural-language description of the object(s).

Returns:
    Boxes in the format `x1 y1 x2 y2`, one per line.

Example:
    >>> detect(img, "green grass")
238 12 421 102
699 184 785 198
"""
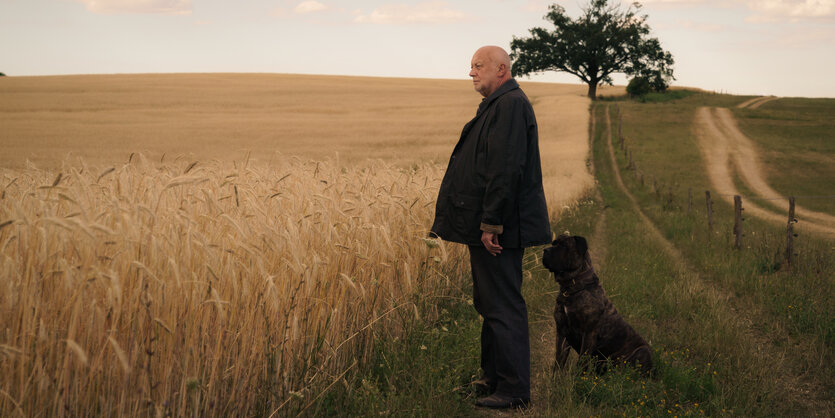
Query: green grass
317 302 482 416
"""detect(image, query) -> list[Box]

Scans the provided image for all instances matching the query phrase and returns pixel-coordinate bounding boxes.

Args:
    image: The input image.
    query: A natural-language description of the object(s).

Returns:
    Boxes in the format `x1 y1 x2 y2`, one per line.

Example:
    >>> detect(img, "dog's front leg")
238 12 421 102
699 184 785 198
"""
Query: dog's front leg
554 332 570 371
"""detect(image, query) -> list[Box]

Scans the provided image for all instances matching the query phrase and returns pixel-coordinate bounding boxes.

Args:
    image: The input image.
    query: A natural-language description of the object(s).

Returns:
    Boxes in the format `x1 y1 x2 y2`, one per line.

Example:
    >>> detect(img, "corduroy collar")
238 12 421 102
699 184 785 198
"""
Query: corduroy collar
477 79 519 115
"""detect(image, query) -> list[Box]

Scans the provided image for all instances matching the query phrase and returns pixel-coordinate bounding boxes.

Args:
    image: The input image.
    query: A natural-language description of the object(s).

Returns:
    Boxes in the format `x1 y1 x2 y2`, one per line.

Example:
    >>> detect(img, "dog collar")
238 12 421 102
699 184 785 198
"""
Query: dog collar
560 268 598 297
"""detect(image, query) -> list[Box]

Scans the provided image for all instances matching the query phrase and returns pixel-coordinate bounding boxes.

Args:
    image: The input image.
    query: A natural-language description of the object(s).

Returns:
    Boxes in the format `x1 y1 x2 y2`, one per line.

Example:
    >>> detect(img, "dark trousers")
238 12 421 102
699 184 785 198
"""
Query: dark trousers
468 245 530 398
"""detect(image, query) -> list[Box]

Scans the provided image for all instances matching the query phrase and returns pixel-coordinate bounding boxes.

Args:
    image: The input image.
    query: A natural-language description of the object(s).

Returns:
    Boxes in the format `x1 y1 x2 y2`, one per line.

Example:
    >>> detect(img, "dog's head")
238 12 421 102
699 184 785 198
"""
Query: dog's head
542 235 589 275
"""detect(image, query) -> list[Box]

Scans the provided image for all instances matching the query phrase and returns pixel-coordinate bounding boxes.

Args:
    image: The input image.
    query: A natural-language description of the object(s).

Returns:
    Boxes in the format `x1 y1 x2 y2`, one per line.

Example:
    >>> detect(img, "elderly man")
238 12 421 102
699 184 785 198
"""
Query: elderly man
430 45 551 409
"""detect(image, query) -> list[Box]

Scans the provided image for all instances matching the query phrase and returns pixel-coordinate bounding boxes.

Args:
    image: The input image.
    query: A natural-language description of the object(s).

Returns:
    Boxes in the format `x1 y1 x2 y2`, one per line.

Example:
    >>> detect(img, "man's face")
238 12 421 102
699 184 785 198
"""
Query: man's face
469 52 501 97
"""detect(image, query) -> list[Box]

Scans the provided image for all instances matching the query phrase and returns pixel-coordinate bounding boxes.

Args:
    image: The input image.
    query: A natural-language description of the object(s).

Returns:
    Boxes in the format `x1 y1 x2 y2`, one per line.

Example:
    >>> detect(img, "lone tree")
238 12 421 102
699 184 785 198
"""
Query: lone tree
510 0 674 99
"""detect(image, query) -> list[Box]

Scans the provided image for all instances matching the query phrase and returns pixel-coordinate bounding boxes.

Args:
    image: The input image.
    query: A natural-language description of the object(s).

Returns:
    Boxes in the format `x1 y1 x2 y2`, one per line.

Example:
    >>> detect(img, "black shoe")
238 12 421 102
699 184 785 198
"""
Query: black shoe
471 377 495 396
475 393 531 409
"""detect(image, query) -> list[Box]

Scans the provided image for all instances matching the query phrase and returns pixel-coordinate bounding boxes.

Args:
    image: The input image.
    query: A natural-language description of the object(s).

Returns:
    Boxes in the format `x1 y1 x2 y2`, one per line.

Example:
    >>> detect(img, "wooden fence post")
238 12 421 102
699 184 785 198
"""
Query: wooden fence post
733 195 743 249
786 197 796 267
705 191 713 238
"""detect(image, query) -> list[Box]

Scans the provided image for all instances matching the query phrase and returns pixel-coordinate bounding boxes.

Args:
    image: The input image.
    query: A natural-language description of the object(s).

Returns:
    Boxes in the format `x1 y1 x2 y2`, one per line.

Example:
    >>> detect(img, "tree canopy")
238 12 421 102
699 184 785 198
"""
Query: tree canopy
510 0 674 99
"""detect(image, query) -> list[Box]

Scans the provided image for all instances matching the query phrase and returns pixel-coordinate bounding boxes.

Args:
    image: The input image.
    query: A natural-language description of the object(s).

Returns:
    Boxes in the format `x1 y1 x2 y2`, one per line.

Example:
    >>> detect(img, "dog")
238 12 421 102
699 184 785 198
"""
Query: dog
542 235 653 374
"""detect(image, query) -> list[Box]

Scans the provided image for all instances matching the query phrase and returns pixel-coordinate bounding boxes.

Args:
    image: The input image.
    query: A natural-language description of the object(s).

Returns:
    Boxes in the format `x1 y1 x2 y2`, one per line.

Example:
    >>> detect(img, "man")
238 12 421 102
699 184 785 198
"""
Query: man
430 45 551 409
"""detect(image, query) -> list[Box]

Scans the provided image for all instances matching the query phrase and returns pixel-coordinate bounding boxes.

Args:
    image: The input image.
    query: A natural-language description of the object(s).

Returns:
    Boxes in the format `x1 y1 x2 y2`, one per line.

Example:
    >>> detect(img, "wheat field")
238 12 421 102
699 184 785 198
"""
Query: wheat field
0 74 616 415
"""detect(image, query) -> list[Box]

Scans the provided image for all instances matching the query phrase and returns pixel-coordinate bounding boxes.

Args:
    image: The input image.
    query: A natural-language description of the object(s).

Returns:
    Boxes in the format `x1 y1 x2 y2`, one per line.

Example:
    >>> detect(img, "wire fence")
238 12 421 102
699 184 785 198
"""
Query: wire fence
715 194 835 201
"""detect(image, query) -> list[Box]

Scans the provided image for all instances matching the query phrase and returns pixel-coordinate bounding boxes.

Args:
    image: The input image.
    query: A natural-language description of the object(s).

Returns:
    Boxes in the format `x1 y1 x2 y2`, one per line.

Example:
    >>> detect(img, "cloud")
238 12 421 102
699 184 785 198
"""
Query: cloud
294 1 328 14
354 1 471 24
646 0 712 3
658 19 726 31
744 0 835 22
74 0 191 15
637 0 704 3
769 26 835 46
271 7 289 17
523 0 552 12
636 0 835 21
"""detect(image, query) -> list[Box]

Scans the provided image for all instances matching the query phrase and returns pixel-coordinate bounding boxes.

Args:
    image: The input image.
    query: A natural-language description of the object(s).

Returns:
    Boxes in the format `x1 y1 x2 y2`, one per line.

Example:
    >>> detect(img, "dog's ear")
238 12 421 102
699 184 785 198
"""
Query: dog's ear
573 236 588 256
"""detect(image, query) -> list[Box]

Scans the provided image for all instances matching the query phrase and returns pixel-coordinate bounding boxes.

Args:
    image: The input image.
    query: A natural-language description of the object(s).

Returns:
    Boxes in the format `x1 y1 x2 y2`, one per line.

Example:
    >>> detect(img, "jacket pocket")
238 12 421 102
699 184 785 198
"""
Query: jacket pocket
451 193 483 239
451 193 482 210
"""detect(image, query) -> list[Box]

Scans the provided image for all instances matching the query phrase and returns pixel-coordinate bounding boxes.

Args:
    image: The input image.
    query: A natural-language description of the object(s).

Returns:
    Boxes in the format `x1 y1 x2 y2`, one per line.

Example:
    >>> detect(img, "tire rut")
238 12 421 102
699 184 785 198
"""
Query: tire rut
736 95 778 109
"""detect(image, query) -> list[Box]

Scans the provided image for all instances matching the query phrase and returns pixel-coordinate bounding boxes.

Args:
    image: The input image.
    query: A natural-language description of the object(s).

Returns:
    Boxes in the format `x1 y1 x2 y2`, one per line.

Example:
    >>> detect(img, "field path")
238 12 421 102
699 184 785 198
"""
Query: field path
693 107 835 235
736 96 778 109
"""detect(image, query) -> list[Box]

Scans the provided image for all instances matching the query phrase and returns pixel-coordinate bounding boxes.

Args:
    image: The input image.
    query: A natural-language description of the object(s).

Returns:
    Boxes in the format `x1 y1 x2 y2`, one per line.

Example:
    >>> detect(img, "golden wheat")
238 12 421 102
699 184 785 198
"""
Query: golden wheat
0 155 468 415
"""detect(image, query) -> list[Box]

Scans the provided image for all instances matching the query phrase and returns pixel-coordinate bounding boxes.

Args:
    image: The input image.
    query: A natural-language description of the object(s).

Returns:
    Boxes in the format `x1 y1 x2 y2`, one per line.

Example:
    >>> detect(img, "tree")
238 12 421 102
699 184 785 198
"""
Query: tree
510 0 674 99
626 76 652 97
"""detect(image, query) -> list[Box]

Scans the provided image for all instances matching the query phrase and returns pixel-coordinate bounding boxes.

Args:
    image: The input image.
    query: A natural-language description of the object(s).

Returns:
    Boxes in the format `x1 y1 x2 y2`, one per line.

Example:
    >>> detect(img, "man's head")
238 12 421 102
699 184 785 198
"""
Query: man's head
469 46 512 97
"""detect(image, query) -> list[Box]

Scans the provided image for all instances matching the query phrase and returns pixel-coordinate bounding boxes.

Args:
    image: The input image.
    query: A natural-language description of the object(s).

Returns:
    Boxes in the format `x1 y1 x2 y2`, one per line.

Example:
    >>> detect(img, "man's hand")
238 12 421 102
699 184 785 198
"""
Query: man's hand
481 231 503 256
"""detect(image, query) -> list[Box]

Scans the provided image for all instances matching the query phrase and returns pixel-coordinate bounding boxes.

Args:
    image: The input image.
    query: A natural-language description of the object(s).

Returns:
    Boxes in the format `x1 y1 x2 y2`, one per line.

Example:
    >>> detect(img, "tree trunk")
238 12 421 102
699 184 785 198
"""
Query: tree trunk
587 82 598 100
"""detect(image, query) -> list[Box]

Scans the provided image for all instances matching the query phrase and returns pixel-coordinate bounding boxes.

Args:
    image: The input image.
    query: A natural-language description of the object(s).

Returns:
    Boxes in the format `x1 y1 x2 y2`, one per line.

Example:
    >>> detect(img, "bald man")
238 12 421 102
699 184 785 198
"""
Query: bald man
430 46 551 409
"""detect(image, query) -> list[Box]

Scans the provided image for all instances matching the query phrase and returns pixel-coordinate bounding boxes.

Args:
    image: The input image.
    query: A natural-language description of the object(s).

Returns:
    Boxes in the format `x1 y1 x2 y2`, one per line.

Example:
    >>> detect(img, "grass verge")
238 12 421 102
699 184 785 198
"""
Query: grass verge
313 294 482 416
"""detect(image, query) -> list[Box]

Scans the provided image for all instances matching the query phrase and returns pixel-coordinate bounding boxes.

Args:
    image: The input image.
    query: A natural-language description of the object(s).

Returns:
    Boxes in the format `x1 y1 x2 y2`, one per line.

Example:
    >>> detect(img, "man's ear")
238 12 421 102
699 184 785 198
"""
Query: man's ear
497 63 508 76
573 236 588 257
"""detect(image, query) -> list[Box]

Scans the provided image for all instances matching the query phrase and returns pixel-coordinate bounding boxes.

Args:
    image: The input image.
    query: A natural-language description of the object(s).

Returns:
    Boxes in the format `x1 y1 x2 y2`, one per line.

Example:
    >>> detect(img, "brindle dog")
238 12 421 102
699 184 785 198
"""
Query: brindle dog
542 235 653 373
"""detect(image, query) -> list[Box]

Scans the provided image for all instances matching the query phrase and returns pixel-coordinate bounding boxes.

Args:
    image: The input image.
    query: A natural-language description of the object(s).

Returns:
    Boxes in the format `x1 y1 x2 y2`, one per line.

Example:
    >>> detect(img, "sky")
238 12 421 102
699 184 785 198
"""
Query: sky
1 0 834 97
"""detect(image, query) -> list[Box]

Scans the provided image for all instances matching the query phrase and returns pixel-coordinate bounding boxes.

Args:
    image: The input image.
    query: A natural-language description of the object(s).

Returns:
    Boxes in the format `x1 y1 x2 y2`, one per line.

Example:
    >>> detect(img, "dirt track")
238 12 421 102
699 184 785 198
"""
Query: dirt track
693 106 835 236
736 96 779 109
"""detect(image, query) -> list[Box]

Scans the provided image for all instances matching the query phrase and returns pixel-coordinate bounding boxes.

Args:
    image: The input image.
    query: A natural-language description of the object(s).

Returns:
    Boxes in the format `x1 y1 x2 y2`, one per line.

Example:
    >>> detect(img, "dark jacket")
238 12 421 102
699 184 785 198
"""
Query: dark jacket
430 79 551 248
